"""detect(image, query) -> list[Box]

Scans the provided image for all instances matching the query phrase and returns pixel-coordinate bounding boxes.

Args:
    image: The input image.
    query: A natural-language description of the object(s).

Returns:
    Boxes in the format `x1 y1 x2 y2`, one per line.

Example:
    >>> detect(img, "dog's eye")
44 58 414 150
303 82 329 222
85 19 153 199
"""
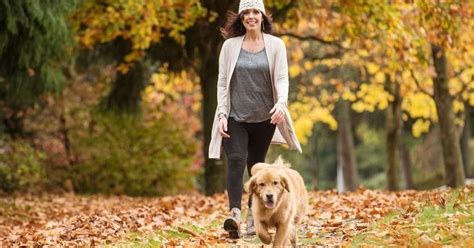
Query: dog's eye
259 183 265 186
273 181 278 185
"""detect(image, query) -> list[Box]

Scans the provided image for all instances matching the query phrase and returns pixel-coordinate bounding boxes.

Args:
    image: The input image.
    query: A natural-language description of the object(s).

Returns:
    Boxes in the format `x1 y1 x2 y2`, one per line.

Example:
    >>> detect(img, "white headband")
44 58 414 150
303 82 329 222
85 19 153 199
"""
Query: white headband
238 0 266 15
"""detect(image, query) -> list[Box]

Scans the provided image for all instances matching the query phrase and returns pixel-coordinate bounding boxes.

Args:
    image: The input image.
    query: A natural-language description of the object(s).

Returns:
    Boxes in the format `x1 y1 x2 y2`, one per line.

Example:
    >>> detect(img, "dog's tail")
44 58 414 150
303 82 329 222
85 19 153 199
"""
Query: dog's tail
250 156 291 175
274 155 291 168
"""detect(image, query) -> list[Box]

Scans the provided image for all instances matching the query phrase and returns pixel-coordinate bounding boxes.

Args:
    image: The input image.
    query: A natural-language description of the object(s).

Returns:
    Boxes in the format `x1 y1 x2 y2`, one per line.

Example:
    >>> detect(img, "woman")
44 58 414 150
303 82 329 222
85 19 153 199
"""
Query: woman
208 0 302 239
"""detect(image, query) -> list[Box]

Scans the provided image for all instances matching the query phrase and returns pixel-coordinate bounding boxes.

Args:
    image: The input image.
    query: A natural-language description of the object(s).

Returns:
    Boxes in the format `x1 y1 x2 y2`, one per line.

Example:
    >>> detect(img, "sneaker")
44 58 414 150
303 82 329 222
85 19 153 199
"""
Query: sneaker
224 207 241 239
246 210 256 235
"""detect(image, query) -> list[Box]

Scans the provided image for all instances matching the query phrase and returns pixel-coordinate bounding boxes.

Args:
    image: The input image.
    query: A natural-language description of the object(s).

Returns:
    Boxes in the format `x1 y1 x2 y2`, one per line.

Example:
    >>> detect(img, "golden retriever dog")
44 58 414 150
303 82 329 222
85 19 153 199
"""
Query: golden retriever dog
245 156 308 247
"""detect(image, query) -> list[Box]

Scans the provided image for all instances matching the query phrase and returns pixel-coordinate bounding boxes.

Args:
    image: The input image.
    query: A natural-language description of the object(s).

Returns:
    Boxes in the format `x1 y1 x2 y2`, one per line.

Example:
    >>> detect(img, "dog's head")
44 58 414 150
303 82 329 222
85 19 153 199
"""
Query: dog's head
245 168 290 209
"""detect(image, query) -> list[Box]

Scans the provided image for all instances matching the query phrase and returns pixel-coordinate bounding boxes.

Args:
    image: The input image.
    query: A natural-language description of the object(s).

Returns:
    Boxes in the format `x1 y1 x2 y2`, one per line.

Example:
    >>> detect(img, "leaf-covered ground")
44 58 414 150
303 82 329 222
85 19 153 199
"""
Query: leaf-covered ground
1 186 473 247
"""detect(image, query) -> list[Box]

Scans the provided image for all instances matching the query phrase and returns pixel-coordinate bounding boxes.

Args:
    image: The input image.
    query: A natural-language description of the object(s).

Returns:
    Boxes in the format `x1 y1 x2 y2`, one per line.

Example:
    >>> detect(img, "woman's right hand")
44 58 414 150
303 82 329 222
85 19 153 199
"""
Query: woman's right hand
219 118 230 138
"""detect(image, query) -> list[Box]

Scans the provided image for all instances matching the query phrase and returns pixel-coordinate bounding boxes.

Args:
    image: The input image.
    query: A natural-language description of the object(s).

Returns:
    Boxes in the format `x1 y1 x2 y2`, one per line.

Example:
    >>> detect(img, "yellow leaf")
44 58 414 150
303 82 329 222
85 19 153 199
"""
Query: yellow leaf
366 63 379 75
412 119 431 137
402 70 411 80
358 49 369 57
342 91 356 101
469 94 474 106
117 63 130 74
460 71 471 84
352 102 366 113
453 100 464 113
292 49 304 61
304 61 314 71
312 76 323 86
374 71 386 83
289 65 302 78
378 100 388 110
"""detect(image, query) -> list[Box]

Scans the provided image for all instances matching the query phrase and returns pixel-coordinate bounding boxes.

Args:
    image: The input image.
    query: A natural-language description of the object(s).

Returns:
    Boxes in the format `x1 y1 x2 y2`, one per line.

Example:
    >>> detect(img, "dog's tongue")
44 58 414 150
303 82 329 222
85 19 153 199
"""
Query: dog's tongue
264 201 275 209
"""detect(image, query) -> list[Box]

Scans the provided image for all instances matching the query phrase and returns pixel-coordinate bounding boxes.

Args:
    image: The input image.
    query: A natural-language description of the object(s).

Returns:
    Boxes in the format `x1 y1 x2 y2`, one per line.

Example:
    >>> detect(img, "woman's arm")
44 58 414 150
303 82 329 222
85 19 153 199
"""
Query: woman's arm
274 39 289 109
269 39 290 124
216 41 229 118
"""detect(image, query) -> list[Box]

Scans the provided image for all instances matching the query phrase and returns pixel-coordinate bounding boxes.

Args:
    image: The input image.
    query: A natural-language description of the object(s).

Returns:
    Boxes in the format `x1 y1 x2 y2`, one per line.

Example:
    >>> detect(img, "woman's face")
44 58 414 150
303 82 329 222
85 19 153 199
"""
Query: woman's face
241 9 263 32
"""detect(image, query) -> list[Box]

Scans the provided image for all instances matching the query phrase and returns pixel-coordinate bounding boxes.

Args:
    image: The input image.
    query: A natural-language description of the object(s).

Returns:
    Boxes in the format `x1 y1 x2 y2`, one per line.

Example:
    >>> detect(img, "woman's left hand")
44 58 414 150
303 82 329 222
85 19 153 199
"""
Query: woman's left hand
269 104 285 124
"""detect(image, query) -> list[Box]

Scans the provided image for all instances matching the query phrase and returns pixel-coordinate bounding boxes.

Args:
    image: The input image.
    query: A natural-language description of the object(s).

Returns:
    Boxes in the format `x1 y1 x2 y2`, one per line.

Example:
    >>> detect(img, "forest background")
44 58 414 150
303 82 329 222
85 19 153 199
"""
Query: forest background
1 0 474 197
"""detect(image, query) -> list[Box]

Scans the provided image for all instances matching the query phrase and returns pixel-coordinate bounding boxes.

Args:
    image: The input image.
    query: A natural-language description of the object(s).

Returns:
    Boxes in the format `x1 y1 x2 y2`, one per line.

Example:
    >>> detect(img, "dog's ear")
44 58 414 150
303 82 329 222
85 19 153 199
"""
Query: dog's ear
244 176 257 195
280 174 290 192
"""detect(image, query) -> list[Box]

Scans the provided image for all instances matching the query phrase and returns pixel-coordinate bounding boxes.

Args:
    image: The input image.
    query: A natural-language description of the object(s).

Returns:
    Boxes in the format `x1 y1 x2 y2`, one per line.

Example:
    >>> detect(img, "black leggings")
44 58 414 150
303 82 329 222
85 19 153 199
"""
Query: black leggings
223 117 276 210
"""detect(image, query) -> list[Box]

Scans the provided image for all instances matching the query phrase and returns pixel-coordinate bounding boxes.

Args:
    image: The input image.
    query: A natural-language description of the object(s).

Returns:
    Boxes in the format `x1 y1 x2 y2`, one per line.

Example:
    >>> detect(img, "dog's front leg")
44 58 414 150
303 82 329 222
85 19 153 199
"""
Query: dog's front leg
255 221 272 244
289 223 297 247
273 221 291 247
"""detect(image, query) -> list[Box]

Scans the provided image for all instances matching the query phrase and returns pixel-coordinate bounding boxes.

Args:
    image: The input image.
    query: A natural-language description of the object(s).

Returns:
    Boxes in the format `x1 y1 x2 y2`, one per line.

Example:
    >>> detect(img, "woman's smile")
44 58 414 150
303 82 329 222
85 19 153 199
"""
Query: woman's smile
242 8 262 30
247 19 257 25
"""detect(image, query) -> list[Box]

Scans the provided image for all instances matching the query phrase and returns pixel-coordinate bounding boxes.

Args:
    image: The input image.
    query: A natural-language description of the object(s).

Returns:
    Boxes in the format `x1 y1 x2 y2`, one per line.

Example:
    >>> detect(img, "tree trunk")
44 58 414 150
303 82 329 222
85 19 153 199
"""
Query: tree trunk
200 49 226 195
336 100 358 192
431 44 465 187
106 60 145 113
385 76 401 190
399 142 414 189
461 102 471 178
59 95 75 167
196 0 238 195
308 127 320 190
105 39 146 114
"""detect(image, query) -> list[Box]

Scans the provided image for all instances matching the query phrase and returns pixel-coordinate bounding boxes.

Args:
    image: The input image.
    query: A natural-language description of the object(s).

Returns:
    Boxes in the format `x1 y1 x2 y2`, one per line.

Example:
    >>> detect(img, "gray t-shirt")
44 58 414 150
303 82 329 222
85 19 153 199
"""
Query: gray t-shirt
229 48 274 123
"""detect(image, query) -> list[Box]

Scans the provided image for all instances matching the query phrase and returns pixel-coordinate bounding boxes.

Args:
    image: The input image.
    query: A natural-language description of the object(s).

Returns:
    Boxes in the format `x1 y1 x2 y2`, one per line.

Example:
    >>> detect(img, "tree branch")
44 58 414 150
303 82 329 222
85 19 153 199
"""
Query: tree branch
273 31 344 49
454 68 466 78
308 51 344 61
410 69 433 96
270 0 298 21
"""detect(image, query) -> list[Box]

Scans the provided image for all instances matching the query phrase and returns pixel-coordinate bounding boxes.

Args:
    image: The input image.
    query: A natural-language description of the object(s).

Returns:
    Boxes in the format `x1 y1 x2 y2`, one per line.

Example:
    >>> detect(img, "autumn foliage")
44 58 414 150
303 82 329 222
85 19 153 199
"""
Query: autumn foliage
1 0 474 246
282 0 474 140
1 186 472 246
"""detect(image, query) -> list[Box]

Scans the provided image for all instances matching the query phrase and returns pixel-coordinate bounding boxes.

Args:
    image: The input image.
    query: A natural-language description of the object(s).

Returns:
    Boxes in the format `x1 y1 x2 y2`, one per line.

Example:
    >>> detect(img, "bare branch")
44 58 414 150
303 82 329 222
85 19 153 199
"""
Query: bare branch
308 51 344 61
274 31 344 49
410 69 433 96
454 68 466 78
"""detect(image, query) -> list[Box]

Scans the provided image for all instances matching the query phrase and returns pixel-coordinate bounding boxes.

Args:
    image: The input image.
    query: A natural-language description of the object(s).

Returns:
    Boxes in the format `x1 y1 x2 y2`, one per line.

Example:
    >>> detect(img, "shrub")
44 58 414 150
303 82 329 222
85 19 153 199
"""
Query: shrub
71 113 198 196
0 139 46 193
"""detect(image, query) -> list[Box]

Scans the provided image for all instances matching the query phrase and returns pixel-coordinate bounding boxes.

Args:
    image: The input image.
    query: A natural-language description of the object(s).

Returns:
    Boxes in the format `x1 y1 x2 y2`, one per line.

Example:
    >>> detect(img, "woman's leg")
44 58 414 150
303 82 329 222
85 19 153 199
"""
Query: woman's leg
245 120 276 235
223 117 250 238
246 119 276 208
247 120 276 172
223 117 249 210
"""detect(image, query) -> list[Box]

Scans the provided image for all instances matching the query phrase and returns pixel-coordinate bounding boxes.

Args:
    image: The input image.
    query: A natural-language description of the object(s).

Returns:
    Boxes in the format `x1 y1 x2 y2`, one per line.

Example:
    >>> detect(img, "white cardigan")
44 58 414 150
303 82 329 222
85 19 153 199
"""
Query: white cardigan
208 33 302 159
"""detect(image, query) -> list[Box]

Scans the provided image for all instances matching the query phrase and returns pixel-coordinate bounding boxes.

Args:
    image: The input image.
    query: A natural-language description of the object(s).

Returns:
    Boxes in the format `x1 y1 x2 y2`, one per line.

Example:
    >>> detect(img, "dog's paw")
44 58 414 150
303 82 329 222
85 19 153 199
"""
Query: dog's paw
290 235 297 246
258 233 272 244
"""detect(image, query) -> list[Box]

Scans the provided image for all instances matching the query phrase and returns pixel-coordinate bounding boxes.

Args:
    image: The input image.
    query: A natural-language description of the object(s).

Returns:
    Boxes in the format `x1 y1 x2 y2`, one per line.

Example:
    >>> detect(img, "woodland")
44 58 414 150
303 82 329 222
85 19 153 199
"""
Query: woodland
0 0 473 246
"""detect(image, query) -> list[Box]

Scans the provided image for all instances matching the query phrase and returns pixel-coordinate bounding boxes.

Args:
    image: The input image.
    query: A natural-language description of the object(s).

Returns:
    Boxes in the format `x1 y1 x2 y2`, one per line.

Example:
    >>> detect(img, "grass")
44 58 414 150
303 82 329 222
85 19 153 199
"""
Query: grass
0 199 33 223
351 188 474 247
107 223 206 247
107 210 268 247
107 189 474 247
350 211 403 246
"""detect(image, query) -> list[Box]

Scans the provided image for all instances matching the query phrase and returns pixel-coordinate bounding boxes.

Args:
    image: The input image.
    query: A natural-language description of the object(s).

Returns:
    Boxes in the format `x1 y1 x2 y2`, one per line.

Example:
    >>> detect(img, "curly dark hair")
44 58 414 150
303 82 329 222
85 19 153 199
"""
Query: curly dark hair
220 10 273 39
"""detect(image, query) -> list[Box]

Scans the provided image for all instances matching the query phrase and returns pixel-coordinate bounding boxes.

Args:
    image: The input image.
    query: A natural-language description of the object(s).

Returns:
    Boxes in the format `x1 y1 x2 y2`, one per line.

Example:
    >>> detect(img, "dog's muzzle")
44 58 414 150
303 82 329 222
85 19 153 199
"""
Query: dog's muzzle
264 194 276 209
